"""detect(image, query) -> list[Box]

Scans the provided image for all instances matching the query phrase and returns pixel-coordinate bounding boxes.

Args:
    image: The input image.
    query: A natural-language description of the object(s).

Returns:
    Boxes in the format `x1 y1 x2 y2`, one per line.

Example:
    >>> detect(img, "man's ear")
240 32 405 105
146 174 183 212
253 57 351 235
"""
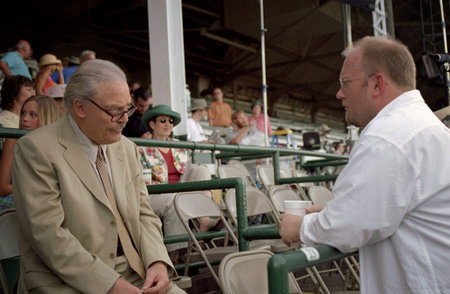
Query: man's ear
73 98 87 119
372 73 386 98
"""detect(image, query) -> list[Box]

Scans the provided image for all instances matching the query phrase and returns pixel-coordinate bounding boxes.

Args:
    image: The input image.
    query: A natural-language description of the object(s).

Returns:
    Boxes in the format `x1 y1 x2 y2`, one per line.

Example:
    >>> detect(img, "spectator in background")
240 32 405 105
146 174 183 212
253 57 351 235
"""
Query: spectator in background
208 87 232 127
0 95 61 209
226 110 263 145
0 75 35 129
51 55 80 83
139 105 216 254
122 87 152 138
79 50 96 63
0 40 33 79
47 84 67 114
187 98 211 142
35 54 65 95
248 100 272 134
130 81 142 97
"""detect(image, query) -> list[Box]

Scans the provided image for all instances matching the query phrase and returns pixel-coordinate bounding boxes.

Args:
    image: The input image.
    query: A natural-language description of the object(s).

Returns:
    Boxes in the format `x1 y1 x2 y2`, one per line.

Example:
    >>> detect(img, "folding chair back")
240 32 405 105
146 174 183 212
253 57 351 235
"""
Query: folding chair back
225 186 277 226
268 185 302 214
218 249 302 294
224 187 298 253
308 186 333 207
227 160 256 186
174 192 238 285
0 209 20 294
257 165 292 192
217 165 255 187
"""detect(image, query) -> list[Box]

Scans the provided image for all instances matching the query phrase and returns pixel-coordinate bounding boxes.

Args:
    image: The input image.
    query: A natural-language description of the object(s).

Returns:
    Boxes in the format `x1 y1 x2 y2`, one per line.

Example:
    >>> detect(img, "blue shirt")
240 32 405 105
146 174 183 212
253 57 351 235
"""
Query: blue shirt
51 66 78 83
1 51 32 79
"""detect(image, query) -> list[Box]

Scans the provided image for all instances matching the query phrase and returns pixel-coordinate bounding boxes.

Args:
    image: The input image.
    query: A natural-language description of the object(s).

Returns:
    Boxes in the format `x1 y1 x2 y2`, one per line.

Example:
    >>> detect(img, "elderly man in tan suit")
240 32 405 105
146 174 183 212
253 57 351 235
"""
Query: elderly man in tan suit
12 60 185 294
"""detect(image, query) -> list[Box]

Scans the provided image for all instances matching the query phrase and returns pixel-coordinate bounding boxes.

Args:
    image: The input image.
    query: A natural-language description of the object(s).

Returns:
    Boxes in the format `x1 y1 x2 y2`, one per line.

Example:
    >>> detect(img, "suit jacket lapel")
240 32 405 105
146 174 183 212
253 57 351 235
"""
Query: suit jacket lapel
57 115 113 211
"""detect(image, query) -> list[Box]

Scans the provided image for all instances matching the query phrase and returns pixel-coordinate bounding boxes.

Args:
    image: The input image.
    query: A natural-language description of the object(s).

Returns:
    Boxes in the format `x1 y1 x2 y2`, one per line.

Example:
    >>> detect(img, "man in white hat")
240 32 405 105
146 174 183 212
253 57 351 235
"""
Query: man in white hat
186 98 211 142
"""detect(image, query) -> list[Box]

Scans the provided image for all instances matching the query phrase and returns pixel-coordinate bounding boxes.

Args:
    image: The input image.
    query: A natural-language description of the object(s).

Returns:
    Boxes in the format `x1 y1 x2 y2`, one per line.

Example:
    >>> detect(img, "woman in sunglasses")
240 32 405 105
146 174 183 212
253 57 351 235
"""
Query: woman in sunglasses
138 105 216 258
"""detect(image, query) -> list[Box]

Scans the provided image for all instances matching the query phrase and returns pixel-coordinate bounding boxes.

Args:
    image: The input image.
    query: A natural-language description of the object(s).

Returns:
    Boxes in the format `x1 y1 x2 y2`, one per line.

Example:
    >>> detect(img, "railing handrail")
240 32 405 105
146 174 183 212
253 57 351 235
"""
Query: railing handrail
267 245 357 294
0 127 348 160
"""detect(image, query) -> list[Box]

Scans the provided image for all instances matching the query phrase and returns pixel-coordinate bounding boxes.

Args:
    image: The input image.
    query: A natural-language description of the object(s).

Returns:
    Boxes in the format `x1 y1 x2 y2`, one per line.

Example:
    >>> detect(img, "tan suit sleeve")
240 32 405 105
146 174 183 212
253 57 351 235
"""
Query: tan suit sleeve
129 143 176 277
12 136 120 293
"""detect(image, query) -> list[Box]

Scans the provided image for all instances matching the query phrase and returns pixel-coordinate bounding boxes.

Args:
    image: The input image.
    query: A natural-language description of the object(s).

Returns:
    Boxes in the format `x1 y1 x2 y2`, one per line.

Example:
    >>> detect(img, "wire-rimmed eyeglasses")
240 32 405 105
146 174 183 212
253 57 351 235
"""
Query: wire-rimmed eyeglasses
338 76 364 88
87 99 137 122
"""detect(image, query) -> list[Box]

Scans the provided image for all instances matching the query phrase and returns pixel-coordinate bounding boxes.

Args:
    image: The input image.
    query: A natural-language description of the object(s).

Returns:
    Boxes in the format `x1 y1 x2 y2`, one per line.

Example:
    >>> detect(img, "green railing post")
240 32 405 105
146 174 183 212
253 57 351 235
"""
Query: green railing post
273 151 281 185
268 254 290 294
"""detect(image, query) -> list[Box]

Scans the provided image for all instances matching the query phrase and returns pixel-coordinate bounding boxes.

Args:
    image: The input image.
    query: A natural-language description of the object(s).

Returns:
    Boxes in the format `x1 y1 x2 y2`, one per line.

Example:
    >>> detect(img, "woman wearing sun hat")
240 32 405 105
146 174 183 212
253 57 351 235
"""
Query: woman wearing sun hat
35 54 65 95
138 104 216 255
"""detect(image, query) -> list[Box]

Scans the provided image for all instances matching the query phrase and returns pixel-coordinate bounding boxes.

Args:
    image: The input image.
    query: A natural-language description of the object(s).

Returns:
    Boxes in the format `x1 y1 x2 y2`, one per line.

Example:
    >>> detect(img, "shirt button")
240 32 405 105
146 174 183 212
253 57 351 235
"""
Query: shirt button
110 220 116 226
109 253 115 259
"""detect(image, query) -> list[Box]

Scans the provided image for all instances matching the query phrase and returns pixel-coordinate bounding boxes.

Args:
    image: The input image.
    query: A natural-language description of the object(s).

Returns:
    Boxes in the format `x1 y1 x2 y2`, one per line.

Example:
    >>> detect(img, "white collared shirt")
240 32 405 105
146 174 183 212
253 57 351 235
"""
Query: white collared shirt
301 90 450 293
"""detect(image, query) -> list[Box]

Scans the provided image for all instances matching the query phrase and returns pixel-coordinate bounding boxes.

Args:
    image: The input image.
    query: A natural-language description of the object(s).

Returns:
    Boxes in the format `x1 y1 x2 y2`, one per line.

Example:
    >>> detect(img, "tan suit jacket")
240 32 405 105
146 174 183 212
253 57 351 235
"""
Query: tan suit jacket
12 115 174 294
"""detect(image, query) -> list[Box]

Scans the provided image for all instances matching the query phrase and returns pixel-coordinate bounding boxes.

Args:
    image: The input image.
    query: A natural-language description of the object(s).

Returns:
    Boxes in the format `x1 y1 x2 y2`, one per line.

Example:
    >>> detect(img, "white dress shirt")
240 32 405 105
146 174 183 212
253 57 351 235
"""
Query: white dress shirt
301 90 450 294
186 117 207 142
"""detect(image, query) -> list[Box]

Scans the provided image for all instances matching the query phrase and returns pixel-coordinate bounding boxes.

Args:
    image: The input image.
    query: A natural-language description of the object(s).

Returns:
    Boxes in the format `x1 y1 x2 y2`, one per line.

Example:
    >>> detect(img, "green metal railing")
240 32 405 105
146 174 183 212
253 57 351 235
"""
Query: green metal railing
268 245 356 294
1 127 353 283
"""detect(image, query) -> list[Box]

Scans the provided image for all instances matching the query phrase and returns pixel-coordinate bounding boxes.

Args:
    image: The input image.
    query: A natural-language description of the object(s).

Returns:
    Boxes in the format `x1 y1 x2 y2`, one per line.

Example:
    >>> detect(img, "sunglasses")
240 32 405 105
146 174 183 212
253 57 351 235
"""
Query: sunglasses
157 118 174 124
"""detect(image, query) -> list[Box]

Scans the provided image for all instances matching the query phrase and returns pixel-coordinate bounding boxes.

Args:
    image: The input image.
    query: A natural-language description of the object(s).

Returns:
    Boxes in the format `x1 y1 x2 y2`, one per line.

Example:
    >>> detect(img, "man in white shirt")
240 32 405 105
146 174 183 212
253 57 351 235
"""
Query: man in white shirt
280 36 450 293
186 98 210 142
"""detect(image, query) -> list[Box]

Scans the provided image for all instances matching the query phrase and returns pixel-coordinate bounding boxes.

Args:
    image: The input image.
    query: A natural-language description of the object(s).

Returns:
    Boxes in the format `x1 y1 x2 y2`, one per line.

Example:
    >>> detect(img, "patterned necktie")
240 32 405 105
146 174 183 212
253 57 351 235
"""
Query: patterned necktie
96 146 146 279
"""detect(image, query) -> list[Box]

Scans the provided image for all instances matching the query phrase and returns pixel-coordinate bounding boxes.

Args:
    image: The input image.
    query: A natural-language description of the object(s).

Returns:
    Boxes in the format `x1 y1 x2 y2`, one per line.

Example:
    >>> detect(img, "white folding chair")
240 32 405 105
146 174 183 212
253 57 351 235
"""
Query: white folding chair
217 165 256 187
257 165 292 193
0 208 20 294
219 249 302 294
268 185 302 217
174 192 239 286
307 186 361 292
227 160 257 186
224 186 299 253
307 185 333 207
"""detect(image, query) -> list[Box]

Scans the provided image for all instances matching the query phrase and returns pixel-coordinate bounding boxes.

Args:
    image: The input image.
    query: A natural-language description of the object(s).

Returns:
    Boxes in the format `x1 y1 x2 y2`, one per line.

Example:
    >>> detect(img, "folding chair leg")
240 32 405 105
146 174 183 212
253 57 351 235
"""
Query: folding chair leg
343 257 360 286
311 266 332 294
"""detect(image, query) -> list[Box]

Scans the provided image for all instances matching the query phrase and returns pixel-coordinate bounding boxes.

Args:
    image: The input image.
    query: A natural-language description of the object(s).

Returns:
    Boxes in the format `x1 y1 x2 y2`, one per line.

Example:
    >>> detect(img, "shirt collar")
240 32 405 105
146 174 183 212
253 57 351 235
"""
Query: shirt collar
68 114 107 162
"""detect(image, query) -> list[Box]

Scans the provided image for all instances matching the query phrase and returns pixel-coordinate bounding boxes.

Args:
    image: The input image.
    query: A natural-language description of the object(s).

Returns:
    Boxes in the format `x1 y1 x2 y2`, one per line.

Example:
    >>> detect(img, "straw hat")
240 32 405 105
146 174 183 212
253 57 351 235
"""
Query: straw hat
141 104 181 128
39 54 62 67
190 98 208 111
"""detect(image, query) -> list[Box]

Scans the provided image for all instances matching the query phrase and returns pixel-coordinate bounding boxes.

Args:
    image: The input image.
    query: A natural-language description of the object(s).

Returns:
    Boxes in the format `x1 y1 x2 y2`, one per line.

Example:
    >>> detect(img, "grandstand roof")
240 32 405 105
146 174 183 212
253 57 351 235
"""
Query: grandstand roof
1 0 449 129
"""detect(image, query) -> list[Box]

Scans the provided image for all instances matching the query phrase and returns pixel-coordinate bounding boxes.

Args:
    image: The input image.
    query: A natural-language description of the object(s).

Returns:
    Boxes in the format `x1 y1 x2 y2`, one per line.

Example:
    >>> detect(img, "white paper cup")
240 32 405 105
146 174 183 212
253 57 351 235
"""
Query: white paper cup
284 200 312 216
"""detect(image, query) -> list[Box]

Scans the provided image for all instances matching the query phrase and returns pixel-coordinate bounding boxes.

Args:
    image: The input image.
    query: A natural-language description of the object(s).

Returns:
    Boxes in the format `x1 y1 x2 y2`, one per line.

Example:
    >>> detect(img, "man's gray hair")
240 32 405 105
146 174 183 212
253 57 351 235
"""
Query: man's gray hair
63 59 126 112
80 50 96 60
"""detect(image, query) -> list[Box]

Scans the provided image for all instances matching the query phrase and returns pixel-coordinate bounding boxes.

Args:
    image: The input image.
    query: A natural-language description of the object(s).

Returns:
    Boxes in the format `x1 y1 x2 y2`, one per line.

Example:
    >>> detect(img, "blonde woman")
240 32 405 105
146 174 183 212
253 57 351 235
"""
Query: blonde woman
0 95 61 208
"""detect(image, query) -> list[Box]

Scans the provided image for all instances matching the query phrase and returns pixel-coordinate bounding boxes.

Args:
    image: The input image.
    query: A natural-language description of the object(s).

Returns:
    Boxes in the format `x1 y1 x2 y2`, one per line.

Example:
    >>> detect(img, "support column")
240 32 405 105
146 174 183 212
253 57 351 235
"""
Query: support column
148 0 188 138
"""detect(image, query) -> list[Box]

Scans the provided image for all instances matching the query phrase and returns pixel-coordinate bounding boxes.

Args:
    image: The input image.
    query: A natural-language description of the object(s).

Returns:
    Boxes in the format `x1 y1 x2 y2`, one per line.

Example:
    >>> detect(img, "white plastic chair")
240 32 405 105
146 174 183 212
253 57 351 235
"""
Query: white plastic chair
219 249 302 294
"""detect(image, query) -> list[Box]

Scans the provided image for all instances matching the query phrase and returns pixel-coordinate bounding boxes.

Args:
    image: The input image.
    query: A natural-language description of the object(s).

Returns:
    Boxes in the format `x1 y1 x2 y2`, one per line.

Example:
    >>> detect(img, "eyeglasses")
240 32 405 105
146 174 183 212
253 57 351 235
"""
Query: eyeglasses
338 76 364 88
87 99 137 122
157 118 174 125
